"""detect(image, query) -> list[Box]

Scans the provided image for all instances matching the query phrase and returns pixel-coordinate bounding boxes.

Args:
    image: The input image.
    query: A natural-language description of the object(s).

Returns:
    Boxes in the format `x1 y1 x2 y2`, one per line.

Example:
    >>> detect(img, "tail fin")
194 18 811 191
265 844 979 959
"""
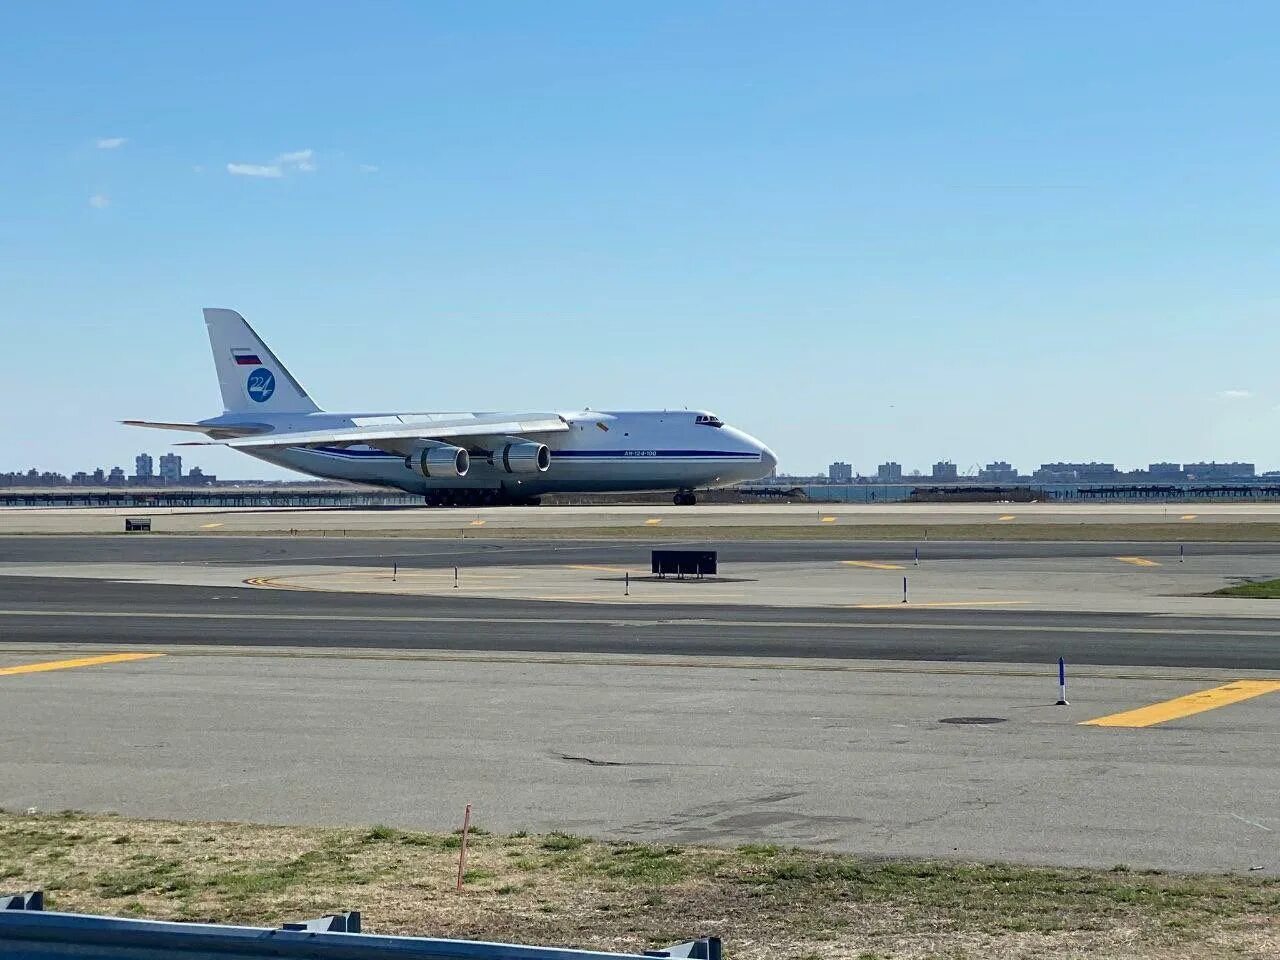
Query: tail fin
204 308 320 414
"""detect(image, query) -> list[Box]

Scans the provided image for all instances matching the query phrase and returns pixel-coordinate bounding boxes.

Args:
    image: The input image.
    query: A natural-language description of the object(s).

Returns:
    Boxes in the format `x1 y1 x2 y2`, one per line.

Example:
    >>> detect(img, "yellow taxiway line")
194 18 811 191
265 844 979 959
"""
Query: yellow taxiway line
1081 679 1280 728
841 560 905 570
1115 556 1161 566
0 652 164 678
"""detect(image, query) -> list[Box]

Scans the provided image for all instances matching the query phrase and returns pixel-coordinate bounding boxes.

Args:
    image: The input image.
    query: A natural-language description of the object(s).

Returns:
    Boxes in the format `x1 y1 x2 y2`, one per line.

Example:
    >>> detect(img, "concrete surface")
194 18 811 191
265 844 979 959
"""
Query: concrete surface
6 554 1280 617
0 647 1276 874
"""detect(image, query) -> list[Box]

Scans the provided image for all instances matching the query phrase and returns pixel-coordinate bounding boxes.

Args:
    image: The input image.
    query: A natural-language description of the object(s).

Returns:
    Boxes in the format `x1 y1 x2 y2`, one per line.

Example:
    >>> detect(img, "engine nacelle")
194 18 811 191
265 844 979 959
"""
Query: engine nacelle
494 441 550 474
408 444 470 478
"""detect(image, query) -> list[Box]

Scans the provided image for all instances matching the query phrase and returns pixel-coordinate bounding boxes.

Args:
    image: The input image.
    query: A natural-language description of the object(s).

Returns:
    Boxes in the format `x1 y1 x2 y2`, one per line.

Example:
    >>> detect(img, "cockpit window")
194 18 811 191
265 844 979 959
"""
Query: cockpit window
695 414 723 427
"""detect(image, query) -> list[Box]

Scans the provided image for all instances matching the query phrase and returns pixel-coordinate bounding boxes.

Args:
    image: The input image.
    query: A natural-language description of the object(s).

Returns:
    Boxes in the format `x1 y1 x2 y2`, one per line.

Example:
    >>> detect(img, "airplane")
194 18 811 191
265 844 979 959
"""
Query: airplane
126 308 777 506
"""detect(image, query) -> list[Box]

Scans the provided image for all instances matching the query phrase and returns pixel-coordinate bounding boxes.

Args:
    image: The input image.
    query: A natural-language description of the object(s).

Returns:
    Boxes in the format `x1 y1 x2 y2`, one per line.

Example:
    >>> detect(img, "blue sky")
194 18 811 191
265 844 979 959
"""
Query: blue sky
2 2 1278 478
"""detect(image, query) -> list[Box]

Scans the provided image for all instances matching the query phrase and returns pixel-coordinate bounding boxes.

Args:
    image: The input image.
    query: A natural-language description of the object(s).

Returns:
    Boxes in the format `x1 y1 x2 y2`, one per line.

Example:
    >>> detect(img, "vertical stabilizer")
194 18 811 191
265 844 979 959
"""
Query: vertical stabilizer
203 308 320 414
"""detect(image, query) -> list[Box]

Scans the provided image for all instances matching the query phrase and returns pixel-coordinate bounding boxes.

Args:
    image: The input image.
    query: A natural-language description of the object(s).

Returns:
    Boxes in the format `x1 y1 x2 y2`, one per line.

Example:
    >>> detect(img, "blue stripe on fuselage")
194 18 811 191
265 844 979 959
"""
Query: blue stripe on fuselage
308 446 759 460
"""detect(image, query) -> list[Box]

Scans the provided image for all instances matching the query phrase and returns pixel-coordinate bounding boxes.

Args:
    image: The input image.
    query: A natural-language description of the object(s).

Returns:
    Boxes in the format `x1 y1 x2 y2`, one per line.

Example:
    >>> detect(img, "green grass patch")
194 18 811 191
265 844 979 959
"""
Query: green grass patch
1213 577 1280 598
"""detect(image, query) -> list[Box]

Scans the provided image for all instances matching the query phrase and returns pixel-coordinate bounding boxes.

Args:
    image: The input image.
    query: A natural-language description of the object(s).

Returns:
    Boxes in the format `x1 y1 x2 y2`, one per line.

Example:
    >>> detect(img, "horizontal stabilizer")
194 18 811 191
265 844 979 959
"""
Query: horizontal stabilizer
121 420 271 439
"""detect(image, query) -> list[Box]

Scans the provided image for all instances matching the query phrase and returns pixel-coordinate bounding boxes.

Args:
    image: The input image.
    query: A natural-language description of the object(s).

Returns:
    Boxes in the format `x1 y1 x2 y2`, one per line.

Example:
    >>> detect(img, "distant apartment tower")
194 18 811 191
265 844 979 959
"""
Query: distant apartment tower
159 453 183 482
930 461 958 481
979 461 1018 482
107 467 125 484
1147 462 1183 480
134 453 153 479
1184 461 1255 480
828 461 853 482
877 462 903 483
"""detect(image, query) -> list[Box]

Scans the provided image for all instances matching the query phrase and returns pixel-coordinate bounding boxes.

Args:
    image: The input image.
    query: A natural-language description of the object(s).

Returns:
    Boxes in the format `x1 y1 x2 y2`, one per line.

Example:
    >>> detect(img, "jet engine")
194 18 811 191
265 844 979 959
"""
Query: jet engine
407 443 470 478
494 441 550 474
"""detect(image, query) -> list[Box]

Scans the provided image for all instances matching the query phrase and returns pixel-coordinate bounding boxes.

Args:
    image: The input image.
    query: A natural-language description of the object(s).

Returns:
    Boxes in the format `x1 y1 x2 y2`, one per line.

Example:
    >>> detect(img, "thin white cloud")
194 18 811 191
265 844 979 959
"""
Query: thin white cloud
1218 389 1253 400
359 163 379 174
95 137 127 149
227 162 283 178
276 149 315 172
226 148 315 179
88 194 110 208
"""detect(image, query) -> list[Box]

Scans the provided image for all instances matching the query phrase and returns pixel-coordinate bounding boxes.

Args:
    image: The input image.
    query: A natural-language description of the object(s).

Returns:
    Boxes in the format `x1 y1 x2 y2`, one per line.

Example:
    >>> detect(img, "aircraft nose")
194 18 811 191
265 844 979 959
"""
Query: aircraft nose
760 445 777 473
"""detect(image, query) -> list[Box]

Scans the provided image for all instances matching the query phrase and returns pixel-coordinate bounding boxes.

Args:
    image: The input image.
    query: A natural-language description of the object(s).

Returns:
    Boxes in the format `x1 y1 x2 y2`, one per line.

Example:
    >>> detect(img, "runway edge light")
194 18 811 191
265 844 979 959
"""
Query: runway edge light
1056 657 1069 706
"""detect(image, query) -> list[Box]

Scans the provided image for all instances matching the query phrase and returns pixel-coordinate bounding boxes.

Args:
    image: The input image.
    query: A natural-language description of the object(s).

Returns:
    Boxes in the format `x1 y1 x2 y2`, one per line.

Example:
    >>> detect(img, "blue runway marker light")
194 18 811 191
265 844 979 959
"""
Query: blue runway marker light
1056 657 1069 705
902 576 908 604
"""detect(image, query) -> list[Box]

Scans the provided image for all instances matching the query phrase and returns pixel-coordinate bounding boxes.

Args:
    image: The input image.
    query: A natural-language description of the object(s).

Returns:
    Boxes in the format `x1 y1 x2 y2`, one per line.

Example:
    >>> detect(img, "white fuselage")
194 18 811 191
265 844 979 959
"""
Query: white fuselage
205 409 776 497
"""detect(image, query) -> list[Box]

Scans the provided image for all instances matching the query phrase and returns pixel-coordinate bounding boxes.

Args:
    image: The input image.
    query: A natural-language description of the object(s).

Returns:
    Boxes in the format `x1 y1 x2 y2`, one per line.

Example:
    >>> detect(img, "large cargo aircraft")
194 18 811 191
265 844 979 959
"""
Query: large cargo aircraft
126 309 777 506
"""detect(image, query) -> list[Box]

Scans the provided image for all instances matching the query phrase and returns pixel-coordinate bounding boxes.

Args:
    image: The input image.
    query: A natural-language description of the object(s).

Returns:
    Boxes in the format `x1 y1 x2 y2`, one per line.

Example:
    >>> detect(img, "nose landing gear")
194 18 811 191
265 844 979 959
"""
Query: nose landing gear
673 490 697 506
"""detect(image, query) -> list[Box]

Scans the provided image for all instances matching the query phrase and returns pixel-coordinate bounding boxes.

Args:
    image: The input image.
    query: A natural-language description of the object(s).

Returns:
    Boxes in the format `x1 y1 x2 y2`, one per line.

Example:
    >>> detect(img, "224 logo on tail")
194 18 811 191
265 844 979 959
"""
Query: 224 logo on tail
246 368 275 403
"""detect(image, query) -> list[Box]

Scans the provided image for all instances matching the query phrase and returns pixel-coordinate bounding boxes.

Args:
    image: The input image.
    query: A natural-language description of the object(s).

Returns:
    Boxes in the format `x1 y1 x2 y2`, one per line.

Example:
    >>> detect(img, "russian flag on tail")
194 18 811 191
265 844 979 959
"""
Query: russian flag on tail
232 349 262 366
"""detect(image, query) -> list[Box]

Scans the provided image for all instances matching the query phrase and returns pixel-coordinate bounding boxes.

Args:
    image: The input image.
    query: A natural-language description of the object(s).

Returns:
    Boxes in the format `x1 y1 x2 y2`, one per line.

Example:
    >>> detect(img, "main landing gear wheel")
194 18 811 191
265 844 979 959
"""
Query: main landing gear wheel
673 491 697 506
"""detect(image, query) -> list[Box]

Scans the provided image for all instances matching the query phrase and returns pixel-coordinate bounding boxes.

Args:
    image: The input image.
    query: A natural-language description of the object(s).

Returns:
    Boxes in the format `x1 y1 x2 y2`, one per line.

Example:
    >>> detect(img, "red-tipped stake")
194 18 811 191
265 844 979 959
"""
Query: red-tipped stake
1056 657 1069 705
456 803 472 892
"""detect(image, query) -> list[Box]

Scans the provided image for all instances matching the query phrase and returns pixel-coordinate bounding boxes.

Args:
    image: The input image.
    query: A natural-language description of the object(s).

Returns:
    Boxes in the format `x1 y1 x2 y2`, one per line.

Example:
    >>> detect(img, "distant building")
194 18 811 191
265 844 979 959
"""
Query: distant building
187 466 217 485
828 461 853 482
92 467 105 484
134 453 153 479
107 467 125 484
1184 461 1255 480
1148 462 1183 480
159 453 183 482
930 461 958 481
877 462 903 483
1033 462 1118 482
979 461 1019 482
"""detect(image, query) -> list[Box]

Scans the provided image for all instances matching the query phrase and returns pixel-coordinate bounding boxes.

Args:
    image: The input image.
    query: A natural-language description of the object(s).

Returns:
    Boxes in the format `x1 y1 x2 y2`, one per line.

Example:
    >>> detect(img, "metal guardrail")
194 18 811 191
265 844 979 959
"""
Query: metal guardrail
0 891 722 960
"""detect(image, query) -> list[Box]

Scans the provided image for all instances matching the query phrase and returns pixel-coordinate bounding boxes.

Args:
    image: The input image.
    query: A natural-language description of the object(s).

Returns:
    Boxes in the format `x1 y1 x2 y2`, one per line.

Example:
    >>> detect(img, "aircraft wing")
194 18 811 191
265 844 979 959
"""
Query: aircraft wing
178 414 570 449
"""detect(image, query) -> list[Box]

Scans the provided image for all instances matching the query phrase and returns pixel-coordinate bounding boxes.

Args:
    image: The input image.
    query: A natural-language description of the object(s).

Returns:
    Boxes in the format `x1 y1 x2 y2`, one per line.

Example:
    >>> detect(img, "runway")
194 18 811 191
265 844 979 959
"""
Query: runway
2 530 1278 872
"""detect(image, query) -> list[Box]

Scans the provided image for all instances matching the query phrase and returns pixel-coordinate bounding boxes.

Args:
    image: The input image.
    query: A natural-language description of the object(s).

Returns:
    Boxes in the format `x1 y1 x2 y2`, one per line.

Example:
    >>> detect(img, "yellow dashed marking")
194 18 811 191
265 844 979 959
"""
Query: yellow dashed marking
1082 680 1280 728
1116 556 1161 567
998 515 1016 521
841 560 905 570
469 519 487 527
644 518 662 526
199 522 224 530
820 516 836 523
1181 514 1198 521
0 653 165 677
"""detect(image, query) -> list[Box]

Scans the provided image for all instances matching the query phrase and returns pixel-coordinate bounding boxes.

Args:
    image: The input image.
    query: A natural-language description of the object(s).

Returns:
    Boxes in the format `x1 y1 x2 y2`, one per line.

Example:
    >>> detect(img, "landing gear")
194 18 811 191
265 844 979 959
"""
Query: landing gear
673 490 697 506
422 489 542 508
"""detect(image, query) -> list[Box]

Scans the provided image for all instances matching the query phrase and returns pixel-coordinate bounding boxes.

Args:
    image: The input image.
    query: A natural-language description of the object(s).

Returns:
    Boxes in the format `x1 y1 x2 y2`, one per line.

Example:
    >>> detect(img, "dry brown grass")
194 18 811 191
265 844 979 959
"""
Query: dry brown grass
2 811 1277 959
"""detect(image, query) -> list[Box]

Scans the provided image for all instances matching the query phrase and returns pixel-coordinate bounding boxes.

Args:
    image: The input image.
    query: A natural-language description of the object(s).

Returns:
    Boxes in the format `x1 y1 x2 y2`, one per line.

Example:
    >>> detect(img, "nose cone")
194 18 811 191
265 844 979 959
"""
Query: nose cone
760 446 777 474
